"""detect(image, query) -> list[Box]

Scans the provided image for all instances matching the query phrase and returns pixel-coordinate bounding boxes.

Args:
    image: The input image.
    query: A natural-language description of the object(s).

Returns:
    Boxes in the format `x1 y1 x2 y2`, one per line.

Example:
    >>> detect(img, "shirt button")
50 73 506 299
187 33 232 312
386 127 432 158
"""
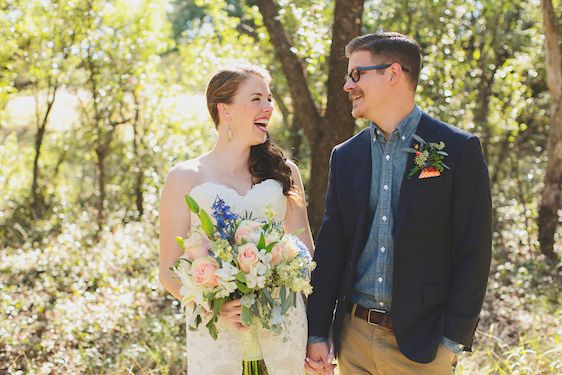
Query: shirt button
379 302 385 307
401 135 406 141
380 247 386 252
382 215 387 222
383 184 388 191
385 155 390 161
378 277 383 283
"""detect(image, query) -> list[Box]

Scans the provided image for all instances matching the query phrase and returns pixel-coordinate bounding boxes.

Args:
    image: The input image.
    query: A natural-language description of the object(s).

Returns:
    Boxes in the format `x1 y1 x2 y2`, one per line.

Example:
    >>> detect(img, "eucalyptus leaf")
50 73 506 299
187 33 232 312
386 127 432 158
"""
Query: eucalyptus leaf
262 288 275 305
240 293 255 307
412 134 425 145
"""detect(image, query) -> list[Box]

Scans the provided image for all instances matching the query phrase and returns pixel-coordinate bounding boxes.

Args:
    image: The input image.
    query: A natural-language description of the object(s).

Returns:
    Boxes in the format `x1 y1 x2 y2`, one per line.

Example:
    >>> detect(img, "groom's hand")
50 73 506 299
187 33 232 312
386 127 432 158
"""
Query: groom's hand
305 342 336 375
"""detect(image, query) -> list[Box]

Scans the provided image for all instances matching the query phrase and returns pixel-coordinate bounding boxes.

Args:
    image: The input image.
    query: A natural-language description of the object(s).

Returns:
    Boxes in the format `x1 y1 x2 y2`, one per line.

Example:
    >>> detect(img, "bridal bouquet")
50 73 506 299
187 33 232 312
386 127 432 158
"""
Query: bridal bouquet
172 195 314 342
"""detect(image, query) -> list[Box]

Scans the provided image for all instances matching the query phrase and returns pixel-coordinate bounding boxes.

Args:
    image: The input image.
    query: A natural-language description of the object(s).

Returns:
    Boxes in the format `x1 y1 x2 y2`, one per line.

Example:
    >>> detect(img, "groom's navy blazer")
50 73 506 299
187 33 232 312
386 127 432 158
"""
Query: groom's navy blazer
307 112 492 363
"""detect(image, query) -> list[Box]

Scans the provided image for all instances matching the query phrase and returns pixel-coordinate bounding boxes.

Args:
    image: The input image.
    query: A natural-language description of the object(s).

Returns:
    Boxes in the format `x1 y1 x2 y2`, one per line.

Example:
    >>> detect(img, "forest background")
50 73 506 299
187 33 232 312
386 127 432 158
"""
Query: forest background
0 0 561 373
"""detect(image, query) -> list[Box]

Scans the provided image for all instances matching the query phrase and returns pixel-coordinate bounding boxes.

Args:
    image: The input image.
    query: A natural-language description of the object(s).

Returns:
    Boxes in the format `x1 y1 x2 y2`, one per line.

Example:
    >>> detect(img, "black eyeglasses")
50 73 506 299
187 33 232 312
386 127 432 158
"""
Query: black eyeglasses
344 63 410 83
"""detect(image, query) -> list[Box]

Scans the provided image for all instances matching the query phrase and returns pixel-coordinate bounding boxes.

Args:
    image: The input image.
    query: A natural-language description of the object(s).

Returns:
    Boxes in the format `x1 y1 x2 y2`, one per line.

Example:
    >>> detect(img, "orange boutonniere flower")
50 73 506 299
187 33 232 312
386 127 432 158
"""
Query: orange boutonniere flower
404 134 450 179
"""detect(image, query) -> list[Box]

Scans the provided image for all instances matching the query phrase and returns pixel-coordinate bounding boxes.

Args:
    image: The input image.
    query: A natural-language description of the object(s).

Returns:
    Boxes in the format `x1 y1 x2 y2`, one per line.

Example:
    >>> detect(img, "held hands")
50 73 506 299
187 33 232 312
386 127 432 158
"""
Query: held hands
218 299 249 331
305 342 336 375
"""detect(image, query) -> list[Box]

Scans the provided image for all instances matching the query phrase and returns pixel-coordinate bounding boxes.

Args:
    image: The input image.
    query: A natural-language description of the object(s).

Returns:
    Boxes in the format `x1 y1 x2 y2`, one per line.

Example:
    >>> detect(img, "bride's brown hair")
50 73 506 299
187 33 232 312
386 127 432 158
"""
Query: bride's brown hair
206 64 296 197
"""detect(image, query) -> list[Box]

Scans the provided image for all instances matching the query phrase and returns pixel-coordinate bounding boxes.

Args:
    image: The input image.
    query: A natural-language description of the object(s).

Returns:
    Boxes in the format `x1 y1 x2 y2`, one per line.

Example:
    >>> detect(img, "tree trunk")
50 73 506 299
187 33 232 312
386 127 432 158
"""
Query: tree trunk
96 150 106 229
257 0 363 232
132 93 144 219
31 83 58 216
538 0 562 261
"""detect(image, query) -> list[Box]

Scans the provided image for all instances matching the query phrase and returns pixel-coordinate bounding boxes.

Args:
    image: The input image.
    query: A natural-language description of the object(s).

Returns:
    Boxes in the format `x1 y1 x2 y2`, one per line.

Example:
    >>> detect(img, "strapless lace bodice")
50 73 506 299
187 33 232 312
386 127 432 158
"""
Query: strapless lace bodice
184 178 306 375
189 179 287 229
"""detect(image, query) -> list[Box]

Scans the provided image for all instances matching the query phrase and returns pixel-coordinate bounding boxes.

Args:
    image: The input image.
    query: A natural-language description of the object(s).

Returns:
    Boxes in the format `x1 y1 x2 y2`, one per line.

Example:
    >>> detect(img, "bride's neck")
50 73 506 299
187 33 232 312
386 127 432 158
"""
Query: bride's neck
210 139 251 174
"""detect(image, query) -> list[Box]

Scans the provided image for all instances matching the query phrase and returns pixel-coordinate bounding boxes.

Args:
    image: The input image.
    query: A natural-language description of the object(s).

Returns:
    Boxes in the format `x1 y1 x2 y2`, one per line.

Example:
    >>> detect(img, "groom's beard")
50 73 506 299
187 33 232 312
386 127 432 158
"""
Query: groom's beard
349 88 366 119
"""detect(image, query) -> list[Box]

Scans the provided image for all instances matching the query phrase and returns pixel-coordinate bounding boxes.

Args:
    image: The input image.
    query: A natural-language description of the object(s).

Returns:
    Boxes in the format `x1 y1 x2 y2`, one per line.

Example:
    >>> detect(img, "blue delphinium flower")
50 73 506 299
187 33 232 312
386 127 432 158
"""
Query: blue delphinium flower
212 196 239 240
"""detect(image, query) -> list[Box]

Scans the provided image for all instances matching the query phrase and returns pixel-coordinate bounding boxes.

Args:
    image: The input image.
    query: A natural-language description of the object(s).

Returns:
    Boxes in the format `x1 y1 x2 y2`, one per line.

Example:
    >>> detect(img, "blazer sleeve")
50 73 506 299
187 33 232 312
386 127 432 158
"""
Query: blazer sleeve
446 136 492 350
307 147 348 338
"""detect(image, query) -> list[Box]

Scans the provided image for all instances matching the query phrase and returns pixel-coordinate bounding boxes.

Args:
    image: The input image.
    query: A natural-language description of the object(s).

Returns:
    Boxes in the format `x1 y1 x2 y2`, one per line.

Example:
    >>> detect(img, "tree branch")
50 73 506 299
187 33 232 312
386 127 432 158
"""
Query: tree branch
255 0 320 140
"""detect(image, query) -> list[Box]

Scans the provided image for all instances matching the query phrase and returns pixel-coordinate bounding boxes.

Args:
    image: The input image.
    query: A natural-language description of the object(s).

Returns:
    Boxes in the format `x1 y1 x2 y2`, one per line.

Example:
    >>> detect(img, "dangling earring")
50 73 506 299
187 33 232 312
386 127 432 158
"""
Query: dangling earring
228 124 233 141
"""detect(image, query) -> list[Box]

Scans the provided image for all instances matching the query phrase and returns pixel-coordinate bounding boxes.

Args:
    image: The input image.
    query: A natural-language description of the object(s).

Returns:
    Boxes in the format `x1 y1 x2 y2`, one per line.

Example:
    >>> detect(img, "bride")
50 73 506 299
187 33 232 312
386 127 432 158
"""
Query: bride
158 64 314 374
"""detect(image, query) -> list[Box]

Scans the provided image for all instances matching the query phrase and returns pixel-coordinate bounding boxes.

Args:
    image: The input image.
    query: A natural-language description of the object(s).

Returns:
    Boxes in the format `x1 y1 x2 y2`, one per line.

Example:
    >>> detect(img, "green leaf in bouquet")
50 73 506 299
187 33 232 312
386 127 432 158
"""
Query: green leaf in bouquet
280 286 287 306
257 232 266 249
185 195 200 213
264 242 278 253
236 272 247 283
213 298 226 320
240 293 255 308
175 236 185 250
189 305 202 329
282 290 295 315
271 305 283 326
199 209 215 238
262 288 275 305
241 305 253 326
206 319 218 340
236 281 251 294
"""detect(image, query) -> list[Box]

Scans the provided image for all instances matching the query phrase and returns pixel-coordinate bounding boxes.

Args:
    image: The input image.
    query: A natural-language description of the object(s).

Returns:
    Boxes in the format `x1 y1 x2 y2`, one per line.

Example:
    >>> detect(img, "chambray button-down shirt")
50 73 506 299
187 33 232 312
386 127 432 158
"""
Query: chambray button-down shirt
349 105 421 310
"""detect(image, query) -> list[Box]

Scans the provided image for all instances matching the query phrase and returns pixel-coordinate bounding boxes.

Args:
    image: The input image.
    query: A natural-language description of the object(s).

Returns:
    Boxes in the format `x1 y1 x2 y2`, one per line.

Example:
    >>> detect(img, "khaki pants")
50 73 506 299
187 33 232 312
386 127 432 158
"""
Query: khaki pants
339 313 455 375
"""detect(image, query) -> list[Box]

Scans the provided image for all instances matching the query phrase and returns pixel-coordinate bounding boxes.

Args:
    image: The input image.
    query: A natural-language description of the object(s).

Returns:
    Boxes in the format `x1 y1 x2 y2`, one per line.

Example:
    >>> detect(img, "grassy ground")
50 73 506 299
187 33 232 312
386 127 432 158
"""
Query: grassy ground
1 216 560 374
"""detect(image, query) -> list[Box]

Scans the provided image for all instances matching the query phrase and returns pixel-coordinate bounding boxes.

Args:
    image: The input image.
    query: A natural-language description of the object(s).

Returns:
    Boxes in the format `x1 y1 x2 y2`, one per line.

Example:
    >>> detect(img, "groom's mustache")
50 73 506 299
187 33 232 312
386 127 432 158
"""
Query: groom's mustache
348 89 364 101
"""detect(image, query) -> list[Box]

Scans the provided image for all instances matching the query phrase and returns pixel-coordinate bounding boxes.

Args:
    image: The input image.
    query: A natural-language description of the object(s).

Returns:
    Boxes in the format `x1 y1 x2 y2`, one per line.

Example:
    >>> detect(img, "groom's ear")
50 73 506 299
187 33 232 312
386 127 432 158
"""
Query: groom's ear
388 64 403 86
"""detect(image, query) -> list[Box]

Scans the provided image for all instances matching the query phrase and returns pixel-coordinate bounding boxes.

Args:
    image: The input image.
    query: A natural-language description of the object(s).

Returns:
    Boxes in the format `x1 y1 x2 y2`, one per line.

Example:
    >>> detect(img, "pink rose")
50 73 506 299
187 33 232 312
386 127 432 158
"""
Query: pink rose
234 220 263 245
270 244 283 266
278 236 299 261
237 243 260 273
191 256 219 287
184 230 211 260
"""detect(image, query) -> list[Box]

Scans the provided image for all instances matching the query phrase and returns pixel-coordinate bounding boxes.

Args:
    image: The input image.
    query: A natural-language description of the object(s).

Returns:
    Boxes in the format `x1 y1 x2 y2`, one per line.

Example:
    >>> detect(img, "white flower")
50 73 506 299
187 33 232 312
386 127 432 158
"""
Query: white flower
246 263 267 289
215 262 239 297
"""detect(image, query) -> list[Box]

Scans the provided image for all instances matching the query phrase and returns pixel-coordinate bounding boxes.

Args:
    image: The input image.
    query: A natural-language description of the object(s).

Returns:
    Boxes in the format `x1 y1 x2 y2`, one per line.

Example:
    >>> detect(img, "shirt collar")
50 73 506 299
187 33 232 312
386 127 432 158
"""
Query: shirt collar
370 105 421 143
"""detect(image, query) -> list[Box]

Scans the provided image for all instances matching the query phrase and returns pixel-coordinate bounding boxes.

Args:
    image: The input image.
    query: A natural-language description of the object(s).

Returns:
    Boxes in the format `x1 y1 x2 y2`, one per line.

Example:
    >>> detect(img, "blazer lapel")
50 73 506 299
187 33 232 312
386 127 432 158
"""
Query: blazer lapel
351 129 374 256
394 113 437 236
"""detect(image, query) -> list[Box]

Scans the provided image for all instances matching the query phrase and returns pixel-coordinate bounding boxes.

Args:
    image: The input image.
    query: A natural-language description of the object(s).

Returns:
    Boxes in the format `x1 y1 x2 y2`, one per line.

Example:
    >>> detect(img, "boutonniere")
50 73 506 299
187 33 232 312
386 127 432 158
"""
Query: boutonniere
404 134 450 179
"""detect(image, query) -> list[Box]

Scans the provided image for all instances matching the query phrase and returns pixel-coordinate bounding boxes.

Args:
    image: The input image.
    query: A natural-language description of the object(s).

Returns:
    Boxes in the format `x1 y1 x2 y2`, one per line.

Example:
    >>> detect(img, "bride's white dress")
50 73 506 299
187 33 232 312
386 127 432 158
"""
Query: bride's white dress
185 179 307 375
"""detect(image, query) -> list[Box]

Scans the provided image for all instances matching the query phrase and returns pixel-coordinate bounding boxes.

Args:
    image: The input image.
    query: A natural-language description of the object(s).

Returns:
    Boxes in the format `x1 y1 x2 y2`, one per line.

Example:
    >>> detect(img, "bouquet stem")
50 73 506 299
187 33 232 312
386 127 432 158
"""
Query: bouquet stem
242 359 268 374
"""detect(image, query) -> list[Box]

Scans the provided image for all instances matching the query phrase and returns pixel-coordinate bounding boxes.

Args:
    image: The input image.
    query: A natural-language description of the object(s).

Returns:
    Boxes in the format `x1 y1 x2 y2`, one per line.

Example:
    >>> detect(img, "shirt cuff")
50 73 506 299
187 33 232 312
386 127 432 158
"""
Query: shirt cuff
307 336 329 345
441 336 464 354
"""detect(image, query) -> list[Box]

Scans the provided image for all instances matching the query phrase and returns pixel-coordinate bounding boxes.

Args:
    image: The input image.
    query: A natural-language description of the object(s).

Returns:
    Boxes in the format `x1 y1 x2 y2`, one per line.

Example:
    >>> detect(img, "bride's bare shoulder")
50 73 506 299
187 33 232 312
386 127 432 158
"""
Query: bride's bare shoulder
163 157 206 192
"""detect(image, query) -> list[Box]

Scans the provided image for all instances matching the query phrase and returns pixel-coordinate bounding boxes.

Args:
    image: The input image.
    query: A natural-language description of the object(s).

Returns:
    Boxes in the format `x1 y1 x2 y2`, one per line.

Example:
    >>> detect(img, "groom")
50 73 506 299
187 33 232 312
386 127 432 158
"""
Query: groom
305 32 492 374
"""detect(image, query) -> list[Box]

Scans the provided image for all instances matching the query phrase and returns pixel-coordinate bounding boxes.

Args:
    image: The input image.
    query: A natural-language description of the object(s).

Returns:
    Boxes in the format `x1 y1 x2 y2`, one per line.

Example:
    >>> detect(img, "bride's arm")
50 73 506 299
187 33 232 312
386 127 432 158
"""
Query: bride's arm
284 160 315 256
158 165 196 300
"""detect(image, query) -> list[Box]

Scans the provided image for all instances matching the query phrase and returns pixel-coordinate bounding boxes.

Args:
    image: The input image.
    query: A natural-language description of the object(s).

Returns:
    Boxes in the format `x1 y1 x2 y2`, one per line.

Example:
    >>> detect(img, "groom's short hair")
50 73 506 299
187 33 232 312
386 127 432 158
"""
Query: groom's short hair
345 32 421 91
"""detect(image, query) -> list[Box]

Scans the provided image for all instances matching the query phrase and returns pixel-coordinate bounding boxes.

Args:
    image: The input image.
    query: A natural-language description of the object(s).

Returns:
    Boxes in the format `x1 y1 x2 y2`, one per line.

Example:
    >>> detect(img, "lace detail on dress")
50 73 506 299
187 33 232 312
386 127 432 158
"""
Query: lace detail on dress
189 179 287 227
184 179 306 375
